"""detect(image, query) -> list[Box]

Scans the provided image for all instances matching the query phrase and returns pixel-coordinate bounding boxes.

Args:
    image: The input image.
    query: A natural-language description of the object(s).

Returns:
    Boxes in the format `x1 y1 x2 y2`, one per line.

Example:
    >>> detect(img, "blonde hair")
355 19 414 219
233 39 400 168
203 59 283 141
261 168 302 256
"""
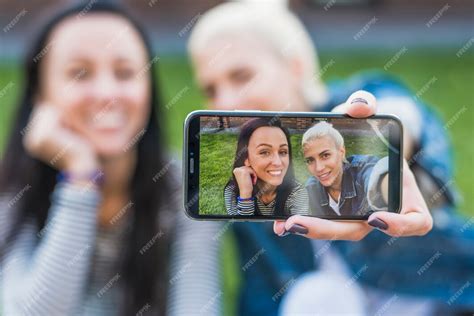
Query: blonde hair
302 121 348 162
188 1 328 107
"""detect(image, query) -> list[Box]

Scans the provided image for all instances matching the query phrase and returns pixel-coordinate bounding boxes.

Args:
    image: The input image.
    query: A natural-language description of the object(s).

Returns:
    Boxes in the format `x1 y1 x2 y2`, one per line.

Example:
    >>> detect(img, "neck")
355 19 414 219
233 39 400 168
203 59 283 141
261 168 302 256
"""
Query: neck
257 182 277 203
96 150 137 227
327 167 343 200
99 150 137 196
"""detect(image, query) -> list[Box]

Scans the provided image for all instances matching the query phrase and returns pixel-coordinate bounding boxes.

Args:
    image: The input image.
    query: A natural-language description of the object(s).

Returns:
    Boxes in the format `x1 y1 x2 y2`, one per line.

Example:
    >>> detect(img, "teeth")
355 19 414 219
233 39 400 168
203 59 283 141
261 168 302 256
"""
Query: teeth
93 111 126 129
268 170 282 176
319 172 330 179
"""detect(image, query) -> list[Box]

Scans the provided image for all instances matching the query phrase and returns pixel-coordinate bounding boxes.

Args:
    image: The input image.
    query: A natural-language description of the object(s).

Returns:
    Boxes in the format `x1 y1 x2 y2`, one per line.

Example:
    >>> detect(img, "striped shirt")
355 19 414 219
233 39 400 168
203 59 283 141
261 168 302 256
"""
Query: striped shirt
224 181 309 216
0 167 222 315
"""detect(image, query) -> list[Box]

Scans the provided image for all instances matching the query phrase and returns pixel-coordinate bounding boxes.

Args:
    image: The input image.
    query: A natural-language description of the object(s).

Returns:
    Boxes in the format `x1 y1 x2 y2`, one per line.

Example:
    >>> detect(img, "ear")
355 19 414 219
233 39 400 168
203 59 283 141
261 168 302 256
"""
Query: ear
244 158 250 167
340 146 346 159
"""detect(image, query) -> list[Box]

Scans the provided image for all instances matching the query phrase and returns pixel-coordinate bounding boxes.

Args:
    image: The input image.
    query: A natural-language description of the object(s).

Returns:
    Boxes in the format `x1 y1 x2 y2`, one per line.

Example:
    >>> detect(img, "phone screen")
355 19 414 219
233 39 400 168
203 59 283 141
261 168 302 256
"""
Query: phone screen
185 111 402 220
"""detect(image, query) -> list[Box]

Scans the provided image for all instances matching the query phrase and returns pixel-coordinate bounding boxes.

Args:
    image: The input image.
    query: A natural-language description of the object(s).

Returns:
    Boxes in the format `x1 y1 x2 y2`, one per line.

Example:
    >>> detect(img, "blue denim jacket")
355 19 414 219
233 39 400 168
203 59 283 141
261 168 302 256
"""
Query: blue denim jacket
232 71 474 315
327 71 474 308
306 155 381 216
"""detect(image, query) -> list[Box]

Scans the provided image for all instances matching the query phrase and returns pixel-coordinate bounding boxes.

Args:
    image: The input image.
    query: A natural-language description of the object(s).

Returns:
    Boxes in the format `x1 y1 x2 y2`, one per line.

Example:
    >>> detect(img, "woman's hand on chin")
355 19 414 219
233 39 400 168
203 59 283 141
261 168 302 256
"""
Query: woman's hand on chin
23 103 99 175
233 166 257 198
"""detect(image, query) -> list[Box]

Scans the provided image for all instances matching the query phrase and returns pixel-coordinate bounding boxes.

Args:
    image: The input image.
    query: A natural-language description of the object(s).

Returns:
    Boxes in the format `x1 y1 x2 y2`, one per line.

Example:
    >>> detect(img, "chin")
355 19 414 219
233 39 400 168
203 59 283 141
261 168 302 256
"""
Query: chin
93 141 133 158
322 178 336 188
265 178 284 187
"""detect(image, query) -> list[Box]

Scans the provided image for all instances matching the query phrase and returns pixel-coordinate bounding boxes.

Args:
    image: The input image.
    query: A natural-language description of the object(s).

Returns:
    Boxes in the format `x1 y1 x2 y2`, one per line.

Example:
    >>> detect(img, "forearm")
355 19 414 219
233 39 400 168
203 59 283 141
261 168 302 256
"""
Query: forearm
236 199 255 215
1 182 101 315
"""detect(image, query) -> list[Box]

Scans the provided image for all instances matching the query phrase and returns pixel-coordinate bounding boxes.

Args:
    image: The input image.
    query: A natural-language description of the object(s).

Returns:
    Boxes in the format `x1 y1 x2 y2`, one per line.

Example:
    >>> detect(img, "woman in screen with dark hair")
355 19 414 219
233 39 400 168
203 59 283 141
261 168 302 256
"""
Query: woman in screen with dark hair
224 118 308 216
0 3 220 315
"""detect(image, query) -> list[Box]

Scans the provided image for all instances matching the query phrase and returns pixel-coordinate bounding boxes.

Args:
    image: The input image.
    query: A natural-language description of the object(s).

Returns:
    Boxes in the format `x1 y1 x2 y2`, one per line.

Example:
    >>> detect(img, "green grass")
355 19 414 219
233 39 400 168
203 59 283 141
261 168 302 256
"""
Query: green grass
198 132 388 215
198 133 237 215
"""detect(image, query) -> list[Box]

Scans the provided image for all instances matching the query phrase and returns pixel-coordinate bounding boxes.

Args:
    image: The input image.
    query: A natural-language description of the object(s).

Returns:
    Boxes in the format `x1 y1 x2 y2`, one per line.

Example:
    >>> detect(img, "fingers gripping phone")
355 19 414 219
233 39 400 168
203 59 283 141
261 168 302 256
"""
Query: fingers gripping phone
184 110 403 221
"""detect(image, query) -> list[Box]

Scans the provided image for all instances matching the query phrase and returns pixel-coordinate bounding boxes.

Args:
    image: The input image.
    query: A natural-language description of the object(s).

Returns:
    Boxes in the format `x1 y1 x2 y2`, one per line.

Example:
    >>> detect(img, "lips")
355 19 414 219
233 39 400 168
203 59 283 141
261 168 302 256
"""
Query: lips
317 171 331 181
92 110 126 130
267 170 283 176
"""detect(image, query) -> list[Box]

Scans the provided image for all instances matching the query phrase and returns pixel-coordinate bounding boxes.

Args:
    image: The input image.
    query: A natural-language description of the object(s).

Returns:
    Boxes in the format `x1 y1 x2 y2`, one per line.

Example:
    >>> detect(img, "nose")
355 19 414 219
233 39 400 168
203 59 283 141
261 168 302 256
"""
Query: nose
271 153 283 167
315 160 325 173
91 72 121 104
212 86 241 110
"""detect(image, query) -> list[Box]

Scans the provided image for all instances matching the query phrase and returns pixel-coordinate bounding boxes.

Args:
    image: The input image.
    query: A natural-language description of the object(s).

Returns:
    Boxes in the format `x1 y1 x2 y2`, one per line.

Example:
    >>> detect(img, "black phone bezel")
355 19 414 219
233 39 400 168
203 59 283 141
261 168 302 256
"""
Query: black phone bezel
183 110 403 221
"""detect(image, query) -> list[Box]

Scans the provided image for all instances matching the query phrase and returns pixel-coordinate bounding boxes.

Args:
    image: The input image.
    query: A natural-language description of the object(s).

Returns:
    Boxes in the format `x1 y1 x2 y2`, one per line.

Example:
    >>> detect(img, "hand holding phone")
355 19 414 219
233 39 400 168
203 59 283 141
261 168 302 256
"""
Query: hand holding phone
273 91 433 240
183 90 433 241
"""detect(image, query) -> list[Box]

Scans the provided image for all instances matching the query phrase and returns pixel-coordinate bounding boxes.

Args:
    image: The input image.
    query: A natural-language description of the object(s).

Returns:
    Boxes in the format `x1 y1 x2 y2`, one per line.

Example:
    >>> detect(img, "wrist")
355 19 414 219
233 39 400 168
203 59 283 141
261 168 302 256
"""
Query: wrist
64 153 99 175
57 170 104 187
239 191 252 199
237 196 254 202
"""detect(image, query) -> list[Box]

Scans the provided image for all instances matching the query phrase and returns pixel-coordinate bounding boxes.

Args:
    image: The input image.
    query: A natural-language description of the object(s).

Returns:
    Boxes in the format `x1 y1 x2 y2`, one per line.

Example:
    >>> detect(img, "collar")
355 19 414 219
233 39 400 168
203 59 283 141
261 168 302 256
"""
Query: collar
341 162 357 199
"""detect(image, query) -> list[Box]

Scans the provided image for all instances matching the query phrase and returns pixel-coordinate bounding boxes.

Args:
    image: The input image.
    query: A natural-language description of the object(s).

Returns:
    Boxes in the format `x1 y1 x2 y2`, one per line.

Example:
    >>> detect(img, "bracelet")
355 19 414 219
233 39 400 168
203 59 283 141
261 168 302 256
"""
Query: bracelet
237 196 254 202
57 170 105 185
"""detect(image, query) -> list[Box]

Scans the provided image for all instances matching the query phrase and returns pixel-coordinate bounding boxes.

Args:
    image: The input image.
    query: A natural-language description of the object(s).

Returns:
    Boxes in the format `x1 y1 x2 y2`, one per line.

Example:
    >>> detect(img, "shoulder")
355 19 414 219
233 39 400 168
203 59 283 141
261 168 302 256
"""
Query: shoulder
224 181 235 192
305 176 319 188
288 181 308 199
290 181 305 193
324 71 409 109
223 181 236 197
347 155 379 168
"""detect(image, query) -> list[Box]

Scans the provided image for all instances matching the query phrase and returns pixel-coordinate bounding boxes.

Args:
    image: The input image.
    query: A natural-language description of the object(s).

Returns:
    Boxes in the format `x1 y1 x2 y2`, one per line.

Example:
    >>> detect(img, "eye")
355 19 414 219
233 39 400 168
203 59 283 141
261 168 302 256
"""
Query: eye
279 150 288 156
67 68 88 80
305 157 314 165
115 67 135 80
322 153 331 159
230 68 253 84
259 150 270 157
204 85 216 99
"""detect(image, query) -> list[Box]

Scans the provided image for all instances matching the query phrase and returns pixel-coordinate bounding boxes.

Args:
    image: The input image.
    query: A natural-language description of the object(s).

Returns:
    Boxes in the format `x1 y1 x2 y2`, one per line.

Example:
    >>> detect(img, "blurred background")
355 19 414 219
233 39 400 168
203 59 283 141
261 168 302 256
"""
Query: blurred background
0 2 472 313
2 0 471 214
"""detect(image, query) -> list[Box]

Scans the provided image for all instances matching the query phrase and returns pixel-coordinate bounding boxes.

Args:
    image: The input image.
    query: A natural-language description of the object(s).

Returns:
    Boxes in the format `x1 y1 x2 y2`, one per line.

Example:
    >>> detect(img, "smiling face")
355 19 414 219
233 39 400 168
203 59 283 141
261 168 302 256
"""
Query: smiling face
38 13 151 157
303 135 345 189
193 34 306 112
245 126 290 188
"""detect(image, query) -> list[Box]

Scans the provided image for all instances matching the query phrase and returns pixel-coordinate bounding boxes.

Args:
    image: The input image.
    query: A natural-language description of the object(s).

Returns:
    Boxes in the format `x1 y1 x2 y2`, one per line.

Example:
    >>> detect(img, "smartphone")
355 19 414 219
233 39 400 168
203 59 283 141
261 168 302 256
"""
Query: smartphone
183 110 403 221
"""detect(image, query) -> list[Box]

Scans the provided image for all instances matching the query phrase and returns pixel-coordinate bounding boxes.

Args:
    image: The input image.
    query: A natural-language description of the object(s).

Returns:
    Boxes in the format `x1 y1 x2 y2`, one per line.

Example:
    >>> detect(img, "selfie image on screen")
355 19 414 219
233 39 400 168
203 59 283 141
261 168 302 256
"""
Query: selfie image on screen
198 116 392 218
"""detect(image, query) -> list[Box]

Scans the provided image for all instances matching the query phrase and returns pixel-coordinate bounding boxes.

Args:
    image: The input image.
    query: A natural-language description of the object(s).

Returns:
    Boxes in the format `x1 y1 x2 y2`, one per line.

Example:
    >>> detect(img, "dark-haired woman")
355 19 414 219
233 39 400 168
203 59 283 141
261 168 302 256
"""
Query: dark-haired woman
224 118 308 216
0 3 220 315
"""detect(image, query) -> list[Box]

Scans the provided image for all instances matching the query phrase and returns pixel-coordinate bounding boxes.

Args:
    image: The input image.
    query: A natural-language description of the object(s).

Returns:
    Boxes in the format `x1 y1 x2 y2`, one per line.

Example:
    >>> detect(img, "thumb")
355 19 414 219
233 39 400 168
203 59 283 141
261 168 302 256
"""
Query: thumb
368 211 432 237
345 90 377 118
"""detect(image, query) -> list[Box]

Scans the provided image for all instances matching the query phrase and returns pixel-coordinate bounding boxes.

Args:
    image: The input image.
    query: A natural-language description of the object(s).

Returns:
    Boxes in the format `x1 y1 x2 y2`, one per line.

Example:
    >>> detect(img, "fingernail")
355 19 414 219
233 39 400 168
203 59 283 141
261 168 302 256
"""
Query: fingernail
350 97 368 105
368 218 389 230
278 231 290 237
287 224 308 236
